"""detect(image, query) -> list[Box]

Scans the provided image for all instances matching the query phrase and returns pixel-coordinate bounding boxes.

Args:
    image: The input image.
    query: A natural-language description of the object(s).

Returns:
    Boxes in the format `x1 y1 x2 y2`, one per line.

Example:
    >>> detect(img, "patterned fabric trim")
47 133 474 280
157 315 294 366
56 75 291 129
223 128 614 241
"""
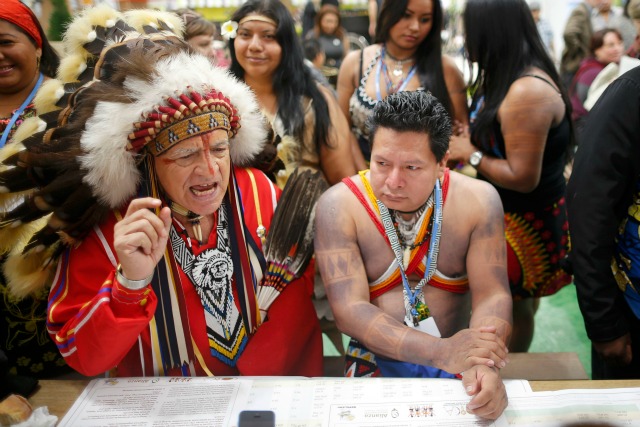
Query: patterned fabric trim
345 338 381 377
504 197 571 298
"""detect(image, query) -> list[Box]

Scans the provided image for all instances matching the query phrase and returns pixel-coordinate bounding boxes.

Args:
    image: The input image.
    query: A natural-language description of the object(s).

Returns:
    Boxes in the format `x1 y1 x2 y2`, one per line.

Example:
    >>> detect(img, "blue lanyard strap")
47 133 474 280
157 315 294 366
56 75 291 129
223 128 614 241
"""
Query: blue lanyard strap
0 72 44 148
375 47 417 101
376 179 443 326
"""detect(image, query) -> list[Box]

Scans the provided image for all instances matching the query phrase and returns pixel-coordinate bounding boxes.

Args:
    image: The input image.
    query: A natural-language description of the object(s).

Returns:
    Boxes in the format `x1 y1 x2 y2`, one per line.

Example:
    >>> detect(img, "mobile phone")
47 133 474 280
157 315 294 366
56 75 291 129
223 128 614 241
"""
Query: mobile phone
238 410 276 427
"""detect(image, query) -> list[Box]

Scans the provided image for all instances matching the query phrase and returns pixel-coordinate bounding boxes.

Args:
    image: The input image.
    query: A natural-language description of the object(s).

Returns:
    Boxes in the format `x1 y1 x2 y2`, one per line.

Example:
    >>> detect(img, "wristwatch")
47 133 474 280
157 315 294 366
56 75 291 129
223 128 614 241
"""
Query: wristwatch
469 150 484 168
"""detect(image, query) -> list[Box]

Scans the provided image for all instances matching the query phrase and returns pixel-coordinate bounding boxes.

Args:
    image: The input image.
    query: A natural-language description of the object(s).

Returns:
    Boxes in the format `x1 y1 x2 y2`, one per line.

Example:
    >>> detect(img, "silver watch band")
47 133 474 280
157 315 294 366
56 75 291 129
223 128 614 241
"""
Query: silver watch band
116 264 153 290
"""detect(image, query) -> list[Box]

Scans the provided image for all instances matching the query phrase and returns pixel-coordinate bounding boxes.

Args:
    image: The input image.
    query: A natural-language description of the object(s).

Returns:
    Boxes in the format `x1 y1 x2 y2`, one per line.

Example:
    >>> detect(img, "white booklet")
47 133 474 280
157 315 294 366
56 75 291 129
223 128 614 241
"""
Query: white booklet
58 377 533 427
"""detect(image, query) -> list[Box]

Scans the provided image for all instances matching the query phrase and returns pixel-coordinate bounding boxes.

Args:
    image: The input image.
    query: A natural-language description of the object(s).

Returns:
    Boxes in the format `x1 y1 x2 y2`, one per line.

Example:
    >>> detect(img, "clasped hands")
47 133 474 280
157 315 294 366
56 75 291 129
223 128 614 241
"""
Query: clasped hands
438 325 509 420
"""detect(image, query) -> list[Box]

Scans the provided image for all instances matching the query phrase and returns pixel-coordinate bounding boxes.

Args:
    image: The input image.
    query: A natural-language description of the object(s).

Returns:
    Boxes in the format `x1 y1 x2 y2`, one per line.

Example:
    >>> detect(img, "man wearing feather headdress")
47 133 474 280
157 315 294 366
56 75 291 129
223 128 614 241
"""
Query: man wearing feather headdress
315 91 512 419
0 7 322 378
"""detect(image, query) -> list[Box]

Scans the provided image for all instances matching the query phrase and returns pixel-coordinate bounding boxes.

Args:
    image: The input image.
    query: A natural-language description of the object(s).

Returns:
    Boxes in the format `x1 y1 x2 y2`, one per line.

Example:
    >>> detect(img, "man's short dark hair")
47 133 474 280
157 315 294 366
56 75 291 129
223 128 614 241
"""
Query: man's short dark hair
303 38 323 62
367 91 452 162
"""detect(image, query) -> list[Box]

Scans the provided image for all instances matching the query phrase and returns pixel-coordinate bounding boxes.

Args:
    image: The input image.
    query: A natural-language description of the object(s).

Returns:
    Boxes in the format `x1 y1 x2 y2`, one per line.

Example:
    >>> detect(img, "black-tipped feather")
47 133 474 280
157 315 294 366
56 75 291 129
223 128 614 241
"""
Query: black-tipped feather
0 167 40 193
22 225 61 254
264 168 328 277
0 198 50 229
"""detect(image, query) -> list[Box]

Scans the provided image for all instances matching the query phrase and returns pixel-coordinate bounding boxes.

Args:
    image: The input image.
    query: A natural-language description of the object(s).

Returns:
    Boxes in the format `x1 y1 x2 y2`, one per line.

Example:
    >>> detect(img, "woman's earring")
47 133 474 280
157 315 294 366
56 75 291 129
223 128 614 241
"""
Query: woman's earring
36 56 41 70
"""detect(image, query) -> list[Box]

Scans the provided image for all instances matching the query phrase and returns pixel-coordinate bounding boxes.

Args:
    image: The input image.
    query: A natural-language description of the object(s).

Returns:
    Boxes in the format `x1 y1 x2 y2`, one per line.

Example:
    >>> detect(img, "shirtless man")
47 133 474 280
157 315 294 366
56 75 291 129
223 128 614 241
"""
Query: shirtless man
315 91 512 420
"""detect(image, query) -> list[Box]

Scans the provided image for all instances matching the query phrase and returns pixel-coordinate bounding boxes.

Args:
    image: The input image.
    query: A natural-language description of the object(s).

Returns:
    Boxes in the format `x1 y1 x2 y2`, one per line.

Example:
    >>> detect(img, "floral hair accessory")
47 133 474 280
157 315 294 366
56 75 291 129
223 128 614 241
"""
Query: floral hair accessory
221 20 238 39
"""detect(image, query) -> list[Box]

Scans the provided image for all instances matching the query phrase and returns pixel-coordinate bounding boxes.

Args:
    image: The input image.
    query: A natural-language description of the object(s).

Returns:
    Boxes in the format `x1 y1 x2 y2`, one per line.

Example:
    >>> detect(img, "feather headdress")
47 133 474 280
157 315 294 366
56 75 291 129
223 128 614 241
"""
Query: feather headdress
0 7 266 299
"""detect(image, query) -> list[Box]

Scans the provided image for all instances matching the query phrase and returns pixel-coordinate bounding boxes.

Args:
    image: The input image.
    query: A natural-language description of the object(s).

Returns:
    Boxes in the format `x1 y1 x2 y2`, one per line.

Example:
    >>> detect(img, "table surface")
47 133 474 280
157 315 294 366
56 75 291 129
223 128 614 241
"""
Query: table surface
29 378 640 421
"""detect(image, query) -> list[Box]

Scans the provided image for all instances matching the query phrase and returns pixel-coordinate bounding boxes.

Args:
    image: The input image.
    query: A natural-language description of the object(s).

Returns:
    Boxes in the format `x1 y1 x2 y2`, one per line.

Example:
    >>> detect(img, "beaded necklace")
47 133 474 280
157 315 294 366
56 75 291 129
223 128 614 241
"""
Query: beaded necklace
391 201 434 269
359 171 433 271
376 180 443 327
375 46 417 101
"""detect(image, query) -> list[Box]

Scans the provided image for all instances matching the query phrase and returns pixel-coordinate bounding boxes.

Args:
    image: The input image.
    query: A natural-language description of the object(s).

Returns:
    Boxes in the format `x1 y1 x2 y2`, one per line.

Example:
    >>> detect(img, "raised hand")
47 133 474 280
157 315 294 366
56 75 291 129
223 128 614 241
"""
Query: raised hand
113 198 172 281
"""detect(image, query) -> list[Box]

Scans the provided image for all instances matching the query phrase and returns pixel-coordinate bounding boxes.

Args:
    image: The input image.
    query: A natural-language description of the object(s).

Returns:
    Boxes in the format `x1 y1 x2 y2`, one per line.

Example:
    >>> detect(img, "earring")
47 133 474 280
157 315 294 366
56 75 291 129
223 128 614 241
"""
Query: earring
36 56 41 70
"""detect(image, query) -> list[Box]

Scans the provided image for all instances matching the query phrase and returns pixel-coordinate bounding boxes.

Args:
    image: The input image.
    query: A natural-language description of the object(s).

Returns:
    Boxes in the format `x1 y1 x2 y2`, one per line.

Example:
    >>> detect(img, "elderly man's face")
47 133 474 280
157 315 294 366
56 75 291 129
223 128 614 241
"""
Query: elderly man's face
154 129 231 216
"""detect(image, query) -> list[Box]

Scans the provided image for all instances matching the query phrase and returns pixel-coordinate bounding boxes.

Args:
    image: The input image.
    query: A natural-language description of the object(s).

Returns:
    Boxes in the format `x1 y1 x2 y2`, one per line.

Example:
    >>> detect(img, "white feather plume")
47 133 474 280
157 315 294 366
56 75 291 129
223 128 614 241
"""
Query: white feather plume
62 5 123 61
123 9 185 37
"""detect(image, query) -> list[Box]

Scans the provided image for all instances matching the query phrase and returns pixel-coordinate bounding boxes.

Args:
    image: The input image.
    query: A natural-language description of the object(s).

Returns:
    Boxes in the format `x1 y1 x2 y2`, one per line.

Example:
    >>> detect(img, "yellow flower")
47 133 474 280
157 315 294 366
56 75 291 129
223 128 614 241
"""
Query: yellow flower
17 356 31 367
221 20 238 40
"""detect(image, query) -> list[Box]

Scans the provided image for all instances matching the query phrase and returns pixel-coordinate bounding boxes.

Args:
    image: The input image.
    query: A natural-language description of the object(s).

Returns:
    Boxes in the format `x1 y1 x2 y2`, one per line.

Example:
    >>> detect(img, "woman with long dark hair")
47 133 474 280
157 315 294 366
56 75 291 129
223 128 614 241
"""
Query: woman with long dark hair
337 0 467 166
449 0 574 353
227 0 355 187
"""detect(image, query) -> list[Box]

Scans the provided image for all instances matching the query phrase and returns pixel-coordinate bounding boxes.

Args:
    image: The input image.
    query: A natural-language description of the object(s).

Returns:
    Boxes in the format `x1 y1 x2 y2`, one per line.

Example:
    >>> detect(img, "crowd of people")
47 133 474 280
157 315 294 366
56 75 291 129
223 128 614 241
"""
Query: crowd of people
1 0 639 422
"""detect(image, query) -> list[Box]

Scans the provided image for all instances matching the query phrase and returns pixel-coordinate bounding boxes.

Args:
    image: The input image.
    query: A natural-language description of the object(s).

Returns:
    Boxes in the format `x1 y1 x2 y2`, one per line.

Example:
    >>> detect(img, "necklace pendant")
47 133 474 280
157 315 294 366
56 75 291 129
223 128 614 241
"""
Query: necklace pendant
403 247 411 270
412 313 420 327
393 67 403 77
415 300 431 320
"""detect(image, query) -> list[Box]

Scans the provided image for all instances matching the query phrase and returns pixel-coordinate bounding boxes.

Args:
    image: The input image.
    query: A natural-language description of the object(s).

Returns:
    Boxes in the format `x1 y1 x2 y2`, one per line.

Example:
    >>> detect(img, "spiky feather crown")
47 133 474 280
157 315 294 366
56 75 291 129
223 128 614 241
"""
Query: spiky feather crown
0 6 266 298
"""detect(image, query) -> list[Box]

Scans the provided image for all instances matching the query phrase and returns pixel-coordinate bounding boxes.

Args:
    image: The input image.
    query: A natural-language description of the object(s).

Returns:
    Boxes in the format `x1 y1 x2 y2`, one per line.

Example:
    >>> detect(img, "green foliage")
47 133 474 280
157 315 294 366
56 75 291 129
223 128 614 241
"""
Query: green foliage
48 0 72 42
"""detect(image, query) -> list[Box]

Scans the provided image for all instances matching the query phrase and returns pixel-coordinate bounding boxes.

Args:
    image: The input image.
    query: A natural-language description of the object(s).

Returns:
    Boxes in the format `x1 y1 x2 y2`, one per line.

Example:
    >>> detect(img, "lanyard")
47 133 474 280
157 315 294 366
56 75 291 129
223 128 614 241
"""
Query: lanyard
376 179 443 326
375 47 417 101
0 72 44 148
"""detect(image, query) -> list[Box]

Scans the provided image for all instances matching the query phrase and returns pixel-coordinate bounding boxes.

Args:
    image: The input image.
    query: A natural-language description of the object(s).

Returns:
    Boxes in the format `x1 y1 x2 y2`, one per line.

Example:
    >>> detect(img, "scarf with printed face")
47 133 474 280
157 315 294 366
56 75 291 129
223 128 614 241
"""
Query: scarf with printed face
140 158 262 375
170 204 247 366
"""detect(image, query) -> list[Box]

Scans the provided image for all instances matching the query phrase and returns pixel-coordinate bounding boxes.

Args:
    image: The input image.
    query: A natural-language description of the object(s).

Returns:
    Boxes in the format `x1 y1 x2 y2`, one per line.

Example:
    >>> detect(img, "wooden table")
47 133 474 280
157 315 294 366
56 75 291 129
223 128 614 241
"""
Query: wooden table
29 378 640 421
30 380 88 420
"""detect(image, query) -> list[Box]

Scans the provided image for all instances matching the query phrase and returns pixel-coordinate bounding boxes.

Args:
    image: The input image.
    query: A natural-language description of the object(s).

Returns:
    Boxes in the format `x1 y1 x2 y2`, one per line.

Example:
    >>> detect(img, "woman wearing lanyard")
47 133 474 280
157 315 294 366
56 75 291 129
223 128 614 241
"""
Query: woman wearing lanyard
0 0 64 399
336 0 468 168
0 1 58 145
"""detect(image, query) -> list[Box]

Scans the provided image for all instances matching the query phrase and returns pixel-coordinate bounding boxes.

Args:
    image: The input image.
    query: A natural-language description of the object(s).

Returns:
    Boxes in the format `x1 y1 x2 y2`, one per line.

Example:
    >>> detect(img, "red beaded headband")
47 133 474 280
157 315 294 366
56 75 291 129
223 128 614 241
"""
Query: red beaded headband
128 87 240 155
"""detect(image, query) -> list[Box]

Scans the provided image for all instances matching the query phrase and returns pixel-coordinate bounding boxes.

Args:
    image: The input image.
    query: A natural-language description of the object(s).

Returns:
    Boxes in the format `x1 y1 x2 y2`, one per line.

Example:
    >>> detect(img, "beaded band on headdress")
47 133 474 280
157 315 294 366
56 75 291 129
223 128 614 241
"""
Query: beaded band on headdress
128 87 240 156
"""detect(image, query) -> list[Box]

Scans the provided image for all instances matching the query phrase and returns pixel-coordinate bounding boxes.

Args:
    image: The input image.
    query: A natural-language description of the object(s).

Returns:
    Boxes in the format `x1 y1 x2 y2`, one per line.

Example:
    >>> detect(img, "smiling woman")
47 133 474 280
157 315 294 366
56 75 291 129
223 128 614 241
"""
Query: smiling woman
228 0 356 188
0 2 58 144
0 0 64 400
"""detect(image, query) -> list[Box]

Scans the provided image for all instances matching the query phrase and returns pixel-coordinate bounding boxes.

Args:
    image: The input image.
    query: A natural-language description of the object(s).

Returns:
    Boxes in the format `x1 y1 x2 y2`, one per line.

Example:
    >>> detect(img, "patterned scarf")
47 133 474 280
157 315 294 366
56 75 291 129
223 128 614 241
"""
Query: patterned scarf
170 204 247 366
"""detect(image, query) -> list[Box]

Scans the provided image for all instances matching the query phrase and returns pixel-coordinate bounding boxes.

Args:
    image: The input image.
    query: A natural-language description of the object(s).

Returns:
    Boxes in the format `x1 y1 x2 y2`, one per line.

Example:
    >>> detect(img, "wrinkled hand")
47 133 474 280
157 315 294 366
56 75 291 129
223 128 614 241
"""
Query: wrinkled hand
462 365 508 420
438 326 509 374
114 198 172 281
593 334 633 367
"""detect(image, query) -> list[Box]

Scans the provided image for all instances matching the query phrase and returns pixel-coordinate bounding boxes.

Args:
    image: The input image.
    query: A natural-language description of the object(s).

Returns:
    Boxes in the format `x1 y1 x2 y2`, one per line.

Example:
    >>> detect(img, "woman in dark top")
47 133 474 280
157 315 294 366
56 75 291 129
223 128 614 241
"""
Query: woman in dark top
449 0 574 352
306 4 349 69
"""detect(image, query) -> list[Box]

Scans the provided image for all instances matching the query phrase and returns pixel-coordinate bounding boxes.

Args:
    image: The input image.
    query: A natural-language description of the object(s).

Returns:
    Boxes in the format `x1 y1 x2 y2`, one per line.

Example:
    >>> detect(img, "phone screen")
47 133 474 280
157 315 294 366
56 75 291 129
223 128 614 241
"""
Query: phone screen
238 410 276 427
